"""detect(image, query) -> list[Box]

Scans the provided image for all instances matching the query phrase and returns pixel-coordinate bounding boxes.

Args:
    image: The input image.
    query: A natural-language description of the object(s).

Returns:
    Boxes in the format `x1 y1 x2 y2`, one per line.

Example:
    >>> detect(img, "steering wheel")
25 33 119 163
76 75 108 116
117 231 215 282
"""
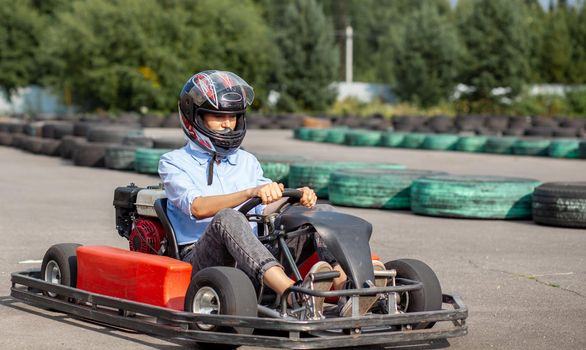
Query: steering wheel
238 188 304 216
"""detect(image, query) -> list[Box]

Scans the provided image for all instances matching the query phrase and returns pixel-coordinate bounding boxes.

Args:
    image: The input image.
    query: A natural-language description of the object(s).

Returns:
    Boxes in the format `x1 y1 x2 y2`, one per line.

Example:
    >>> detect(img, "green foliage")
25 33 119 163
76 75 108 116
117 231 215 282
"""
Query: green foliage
40 0 275 112
0 0 45 96
541 8 573 83
267 0 339 112
565 89 586 115
458 0 531 101
392 3 464 107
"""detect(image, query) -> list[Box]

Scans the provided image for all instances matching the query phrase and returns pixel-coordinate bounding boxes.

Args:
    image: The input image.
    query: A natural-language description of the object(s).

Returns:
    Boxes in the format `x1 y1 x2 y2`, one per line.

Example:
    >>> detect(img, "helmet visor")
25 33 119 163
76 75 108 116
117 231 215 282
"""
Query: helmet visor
190 70 254 111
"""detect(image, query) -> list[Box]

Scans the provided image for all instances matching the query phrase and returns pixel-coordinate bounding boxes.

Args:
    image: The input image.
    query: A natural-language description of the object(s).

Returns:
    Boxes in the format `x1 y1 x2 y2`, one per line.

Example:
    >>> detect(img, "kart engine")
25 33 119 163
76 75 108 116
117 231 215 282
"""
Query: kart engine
113 183 167 255
129 218 166 254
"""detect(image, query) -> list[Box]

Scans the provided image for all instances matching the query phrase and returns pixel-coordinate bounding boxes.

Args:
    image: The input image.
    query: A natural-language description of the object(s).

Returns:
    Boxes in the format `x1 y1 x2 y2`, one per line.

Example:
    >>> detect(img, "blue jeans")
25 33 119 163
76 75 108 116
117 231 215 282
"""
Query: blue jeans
181 206 336 289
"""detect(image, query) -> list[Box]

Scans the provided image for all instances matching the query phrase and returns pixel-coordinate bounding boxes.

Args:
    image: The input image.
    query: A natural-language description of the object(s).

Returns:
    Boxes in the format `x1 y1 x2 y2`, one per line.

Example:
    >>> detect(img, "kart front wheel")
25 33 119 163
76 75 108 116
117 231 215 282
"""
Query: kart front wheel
184 266 257 350
40 243 82 300
385 258 442 329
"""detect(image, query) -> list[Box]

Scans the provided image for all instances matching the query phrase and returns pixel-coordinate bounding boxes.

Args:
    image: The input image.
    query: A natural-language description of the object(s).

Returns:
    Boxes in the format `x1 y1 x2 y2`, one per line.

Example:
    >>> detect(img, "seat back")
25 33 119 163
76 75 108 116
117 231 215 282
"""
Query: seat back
154 198 180 260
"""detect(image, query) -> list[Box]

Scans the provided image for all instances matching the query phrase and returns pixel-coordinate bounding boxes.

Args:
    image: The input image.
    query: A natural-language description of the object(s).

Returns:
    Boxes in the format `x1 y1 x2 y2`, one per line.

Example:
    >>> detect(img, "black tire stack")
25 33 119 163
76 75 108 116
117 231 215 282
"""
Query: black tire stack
533 182 586 228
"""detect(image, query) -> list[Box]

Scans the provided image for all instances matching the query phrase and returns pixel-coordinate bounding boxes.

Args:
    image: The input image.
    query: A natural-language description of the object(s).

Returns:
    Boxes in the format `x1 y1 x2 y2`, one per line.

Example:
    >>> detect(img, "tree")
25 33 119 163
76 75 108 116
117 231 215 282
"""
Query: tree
540 6 573 83
267 0 339 111
0 0 45 97
566 3 586 84
41 0 276 112
391 3 464 107
458 0 532 102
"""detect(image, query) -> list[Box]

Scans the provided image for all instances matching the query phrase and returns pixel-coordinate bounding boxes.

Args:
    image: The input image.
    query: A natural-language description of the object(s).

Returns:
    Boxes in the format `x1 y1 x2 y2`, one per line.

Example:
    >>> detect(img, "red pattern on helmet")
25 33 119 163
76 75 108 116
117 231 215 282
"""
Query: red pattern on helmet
194 73 218 108
181 114 213 150
219 72 234 89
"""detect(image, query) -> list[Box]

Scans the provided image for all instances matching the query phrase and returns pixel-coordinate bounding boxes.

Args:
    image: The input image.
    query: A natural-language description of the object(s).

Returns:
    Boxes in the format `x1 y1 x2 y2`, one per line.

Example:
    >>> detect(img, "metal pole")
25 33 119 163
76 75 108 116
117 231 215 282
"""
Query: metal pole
345 26 353 83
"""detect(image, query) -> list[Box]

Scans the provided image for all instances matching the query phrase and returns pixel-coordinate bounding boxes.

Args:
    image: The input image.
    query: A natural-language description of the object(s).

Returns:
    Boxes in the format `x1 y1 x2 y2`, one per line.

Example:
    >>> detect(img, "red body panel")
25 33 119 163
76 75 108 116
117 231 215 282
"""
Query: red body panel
76 246 192 310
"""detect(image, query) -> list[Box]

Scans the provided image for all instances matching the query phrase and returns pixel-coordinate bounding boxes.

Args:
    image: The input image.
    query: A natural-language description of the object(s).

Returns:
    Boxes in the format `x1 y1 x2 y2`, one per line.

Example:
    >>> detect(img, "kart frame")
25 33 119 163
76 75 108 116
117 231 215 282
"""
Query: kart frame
11 269 468 349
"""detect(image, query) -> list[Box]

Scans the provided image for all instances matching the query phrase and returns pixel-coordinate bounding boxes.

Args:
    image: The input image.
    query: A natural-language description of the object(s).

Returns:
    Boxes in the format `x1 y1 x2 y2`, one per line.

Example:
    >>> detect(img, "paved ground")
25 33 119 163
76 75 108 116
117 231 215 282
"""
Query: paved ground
1 129 585 350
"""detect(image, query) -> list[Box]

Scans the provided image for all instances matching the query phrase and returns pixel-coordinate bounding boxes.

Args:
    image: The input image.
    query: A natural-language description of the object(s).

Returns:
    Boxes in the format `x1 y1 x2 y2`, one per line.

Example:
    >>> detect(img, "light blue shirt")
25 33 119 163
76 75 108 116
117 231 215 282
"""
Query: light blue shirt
158 141 271 245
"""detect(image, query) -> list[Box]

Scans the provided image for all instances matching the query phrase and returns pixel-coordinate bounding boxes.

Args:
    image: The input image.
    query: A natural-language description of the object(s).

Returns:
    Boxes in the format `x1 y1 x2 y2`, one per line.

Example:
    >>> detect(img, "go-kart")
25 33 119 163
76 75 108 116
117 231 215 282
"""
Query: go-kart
11 183 467 349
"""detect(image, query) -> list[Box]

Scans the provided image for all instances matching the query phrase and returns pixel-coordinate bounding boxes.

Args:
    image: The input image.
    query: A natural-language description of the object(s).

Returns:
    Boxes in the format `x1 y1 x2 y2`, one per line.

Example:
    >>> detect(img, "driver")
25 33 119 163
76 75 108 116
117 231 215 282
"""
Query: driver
158 70 345 319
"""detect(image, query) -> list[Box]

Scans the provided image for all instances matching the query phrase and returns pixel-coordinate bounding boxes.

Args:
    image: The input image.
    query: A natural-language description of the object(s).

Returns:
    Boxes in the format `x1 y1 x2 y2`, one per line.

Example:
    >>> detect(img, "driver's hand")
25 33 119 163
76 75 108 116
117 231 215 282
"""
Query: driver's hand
298 187 317 208
252 182 284 205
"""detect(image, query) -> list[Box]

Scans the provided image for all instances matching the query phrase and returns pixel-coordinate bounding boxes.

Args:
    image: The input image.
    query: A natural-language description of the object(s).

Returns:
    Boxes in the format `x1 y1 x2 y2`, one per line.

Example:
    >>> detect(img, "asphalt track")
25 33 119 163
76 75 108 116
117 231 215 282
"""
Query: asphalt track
1 129 585 350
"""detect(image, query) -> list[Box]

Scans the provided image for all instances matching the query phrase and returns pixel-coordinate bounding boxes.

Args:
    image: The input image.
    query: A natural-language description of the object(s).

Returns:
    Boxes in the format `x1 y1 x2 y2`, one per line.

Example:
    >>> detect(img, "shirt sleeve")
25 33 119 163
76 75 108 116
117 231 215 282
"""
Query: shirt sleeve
158 154 202 220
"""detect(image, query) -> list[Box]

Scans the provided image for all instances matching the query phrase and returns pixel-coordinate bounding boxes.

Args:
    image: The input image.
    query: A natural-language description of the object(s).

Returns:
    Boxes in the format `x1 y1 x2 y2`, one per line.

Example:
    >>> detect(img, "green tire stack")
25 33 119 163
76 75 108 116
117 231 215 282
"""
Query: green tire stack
548 139 580 159
307 128 330 142
105 145 139 170
411 175 541 219
484 137 518 154
255 154 306 186
455 136 488 152
343 130 382 146
379 132 406 148
421 134 459 150
289 161 405 198
512 138 551 156
402 133 428 149
135 148 172 174
293 128 313 141
324 128 348 144
329 169 447 209
580 141 586 159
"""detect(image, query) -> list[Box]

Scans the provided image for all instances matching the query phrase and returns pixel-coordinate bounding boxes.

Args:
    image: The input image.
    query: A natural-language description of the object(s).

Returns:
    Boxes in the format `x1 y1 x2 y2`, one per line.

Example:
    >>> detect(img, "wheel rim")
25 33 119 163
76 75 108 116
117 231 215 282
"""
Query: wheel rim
44 260 61 298
397 291 410 312
192 286 220 331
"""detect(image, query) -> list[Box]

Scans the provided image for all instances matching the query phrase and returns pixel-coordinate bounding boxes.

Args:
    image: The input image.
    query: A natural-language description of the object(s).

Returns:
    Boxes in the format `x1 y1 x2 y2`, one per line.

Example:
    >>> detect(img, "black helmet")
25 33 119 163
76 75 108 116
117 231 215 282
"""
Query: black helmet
178 70 254 157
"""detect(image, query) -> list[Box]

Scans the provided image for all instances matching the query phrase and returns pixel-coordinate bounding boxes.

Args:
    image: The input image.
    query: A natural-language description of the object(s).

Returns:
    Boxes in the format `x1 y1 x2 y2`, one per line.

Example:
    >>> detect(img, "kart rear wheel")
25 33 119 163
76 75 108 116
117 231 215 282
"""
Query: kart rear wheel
40 243 82 300
184 267 257 350
384 259 442 329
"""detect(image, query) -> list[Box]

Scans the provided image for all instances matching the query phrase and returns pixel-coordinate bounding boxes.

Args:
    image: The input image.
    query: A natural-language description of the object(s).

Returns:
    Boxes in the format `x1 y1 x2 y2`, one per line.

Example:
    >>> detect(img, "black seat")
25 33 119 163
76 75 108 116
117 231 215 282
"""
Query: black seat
154 198 180 260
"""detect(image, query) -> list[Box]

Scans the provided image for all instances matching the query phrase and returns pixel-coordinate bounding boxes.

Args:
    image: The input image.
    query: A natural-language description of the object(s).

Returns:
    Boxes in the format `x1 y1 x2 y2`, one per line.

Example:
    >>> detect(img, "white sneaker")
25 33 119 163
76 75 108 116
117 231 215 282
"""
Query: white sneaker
299 261 334 320
340 260 388 317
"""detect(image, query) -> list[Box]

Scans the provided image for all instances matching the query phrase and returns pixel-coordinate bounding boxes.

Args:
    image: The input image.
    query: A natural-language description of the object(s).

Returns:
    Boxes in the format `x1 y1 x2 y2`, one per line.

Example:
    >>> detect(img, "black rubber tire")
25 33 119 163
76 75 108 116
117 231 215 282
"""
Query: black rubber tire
0 132 13 146
162 113 181 128
140 114 164 128
533 182 586 228
105 145 139 170
411 175 541 219
52 123 75 140
59 136 86 159
329 169 447 209
525 127 554 137
184 267 257 350
122 135 154 148
384 259 442 329
152 137 186 149
553 128 580 138
87 126 143 143
40 243 82 300
40 139 62 156
72 142 112 167
580 141 586 159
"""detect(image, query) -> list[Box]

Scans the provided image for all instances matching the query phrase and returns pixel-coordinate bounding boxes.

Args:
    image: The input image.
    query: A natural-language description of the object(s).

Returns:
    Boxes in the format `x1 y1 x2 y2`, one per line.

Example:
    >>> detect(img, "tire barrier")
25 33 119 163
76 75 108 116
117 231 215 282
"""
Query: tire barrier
21 137 44 154
329 169 447 209
324 128 348 144
580 141 586 159
152 137 186 149
140 115 164 128
254 154 306 186
512 138 551 156
72 142 112 167
59 136 86 159
411 175 541 219
533 182 586 228
87 125 143 143
289 161 405 198
343 130 382 146
0 132 13 146
379 132 407 148
105 145 139 170
122 135 154 148
401 133 427 149
135 148 171 174
455 136 487 152
293 127 313 141
307 128 330 142
548 139 580 159
484 136 518 154
421 134 459 151
40 139 61 156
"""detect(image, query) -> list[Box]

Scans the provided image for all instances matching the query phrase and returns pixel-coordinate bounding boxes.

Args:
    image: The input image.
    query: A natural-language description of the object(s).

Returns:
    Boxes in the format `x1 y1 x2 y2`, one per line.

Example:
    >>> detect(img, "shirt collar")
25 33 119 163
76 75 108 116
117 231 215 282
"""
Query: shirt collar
185 139 238 166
